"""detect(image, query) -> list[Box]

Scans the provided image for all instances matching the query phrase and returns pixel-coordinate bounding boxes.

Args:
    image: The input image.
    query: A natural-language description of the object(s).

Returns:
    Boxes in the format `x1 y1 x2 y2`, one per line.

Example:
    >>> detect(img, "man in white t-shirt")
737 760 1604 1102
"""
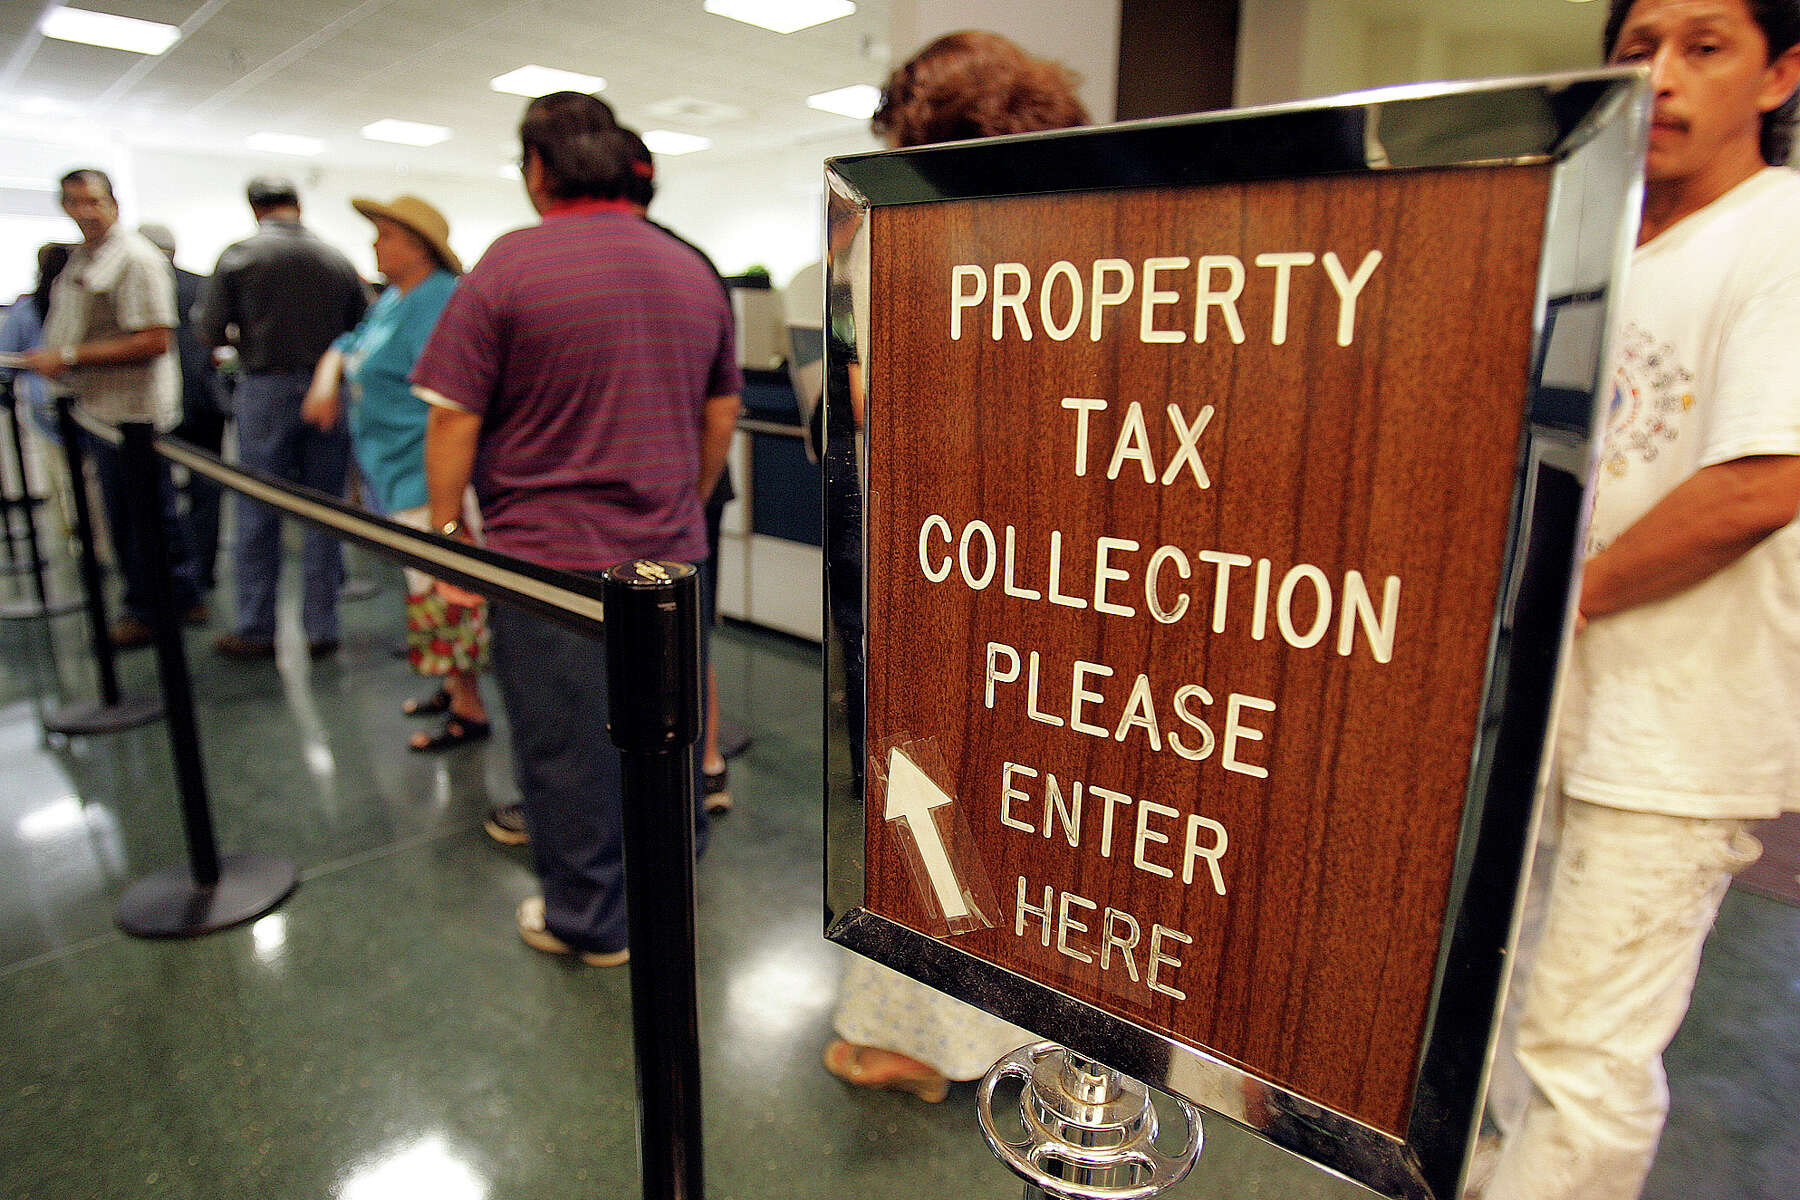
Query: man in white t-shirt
1482 2 1800 1198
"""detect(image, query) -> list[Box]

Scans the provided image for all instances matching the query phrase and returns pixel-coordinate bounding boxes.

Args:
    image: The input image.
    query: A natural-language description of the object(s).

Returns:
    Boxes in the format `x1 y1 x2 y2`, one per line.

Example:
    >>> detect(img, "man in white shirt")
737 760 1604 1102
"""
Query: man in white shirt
1482 3 1800 1199
21 168 204 645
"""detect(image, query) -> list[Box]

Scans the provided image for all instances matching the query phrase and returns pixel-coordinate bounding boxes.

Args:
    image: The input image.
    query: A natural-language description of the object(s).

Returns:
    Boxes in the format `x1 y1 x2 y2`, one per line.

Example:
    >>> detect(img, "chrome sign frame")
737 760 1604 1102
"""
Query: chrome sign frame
822 70 1648 1200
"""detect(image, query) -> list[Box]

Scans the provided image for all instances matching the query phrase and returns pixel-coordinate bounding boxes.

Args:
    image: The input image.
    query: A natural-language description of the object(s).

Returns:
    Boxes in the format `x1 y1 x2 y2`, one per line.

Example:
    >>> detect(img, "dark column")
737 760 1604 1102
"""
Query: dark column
1115 0 1241 121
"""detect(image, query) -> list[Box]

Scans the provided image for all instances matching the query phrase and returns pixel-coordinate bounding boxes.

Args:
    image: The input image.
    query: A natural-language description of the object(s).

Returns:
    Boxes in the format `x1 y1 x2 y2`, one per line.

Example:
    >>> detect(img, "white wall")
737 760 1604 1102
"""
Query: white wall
0 116 861 296
1235 0 1608 108
129 149 536 278
0 125 134 300
1236 0 1363 107
648 127 878 286
0 120 536 292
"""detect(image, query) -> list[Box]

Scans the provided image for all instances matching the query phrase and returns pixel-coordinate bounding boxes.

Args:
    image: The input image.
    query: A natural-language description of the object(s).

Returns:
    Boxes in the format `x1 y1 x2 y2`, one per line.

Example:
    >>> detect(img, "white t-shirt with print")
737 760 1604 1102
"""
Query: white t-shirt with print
1558 167 1800 820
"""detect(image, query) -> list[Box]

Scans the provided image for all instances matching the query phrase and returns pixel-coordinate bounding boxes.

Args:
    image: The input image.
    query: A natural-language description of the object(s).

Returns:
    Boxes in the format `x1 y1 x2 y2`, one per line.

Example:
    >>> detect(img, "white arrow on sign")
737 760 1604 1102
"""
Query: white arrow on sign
883 748 971 921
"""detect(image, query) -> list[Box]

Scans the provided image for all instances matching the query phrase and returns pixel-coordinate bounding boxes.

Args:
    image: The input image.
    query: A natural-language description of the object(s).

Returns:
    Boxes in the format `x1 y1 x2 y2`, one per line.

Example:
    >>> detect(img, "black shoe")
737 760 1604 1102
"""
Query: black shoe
214 632 275 660
109 616 154 649
409 715 491 753
402 687 452 717
485 803 529 846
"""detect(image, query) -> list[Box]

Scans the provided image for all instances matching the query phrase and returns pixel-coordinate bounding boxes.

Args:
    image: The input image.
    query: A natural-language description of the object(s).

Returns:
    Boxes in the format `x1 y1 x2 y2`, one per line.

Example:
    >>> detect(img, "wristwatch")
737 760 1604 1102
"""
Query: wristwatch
60 345 78 368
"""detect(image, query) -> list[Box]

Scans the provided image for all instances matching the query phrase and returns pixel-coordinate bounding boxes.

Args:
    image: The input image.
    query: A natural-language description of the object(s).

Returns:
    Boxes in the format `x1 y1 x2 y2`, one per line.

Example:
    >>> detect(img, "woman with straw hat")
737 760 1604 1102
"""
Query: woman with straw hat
302 194 491 751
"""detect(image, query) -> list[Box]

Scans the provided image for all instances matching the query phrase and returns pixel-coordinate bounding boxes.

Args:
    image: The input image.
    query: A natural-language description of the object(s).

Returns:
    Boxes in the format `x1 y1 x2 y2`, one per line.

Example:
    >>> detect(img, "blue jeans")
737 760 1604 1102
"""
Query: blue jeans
231 372 348 643
489 582 711 954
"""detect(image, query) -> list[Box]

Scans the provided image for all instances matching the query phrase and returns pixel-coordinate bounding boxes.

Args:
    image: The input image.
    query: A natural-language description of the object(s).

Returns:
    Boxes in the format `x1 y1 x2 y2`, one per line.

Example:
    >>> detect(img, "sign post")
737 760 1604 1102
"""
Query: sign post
824 71 1649 1200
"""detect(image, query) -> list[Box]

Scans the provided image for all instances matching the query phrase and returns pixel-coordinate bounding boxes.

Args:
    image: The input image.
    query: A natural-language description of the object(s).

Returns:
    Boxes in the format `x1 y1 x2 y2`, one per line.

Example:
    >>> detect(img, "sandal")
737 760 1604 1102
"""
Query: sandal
402 687 453 717
822 1039 949 1102
409 715 492 752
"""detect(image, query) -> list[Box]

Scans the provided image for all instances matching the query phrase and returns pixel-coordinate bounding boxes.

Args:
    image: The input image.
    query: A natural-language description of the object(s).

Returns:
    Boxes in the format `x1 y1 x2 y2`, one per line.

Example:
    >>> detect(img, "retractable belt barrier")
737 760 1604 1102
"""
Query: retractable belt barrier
70 403 609 632
56 400 707 1200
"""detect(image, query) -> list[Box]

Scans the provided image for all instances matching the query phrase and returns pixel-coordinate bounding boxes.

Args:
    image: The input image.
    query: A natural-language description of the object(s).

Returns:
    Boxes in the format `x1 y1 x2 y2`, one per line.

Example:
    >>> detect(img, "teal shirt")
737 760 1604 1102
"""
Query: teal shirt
337 268 457 513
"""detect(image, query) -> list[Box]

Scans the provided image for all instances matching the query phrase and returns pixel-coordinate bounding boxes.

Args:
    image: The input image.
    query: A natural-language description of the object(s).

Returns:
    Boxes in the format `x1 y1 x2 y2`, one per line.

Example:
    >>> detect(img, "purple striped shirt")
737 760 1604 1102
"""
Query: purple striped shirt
413 206 740 570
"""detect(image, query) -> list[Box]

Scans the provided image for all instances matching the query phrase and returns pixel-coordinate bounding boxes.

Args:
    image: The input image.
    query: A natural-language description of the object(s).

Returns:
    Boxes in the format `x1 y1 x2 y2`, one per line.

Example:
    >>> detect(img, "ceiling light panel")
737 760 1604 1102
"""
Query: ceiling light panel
40 6 181 55
361 119 453 147
641 96 747 126
703 0 855 35
806 84 879 119
489 65 606 97
642 130 712 156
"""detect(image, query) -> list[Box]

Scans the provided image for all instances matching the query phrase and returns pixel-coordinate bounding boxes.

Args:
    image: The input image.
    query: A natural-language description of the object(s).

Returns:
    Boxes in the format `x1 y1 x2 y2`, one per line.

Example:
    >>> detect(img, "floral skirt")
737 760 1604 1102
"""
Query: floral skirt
405 581 489 676
389 504 489 677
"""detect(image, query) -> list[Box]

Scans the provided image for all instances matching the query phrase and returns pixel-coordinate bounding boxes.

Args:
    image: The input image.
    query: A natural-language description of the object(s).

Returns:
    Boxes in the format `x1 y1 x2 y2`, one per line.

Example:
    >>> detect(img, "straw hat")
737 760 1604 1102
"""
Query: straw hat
351 194 462 275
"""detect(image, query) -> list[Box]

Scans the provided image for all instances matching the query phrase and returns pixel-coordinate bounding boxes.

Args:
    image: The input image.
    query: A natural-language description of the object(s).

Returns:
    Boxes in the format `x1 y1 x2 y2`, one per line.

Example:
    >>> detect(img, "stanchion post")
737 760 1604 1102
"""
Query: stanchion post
59 395 119 703
40 395 165 735
5 391 45 601
1 386 81 618
603 559 705 1200
113 419 296 937
978 1043 1203 1200
121 421 220 886
0 394 21 571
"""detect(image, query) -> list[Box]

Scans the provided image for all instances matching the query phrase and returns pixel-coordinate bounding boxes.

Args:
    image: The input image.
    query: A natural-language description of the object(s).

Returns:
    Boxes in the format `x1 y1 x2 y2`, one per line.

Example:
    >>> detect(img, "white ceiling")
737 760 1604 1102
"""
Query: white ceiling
0 0 1614 186
0 0 895 178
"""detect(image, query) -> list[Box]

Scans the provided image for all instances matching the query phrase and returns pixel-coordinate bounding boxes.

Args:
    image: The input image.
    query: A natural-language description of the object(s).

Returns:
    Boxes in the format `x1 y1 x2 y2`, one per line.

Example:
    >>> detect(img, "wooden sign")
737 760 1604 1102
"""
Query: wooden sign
863 166 1545 1137
825 72 1648 1200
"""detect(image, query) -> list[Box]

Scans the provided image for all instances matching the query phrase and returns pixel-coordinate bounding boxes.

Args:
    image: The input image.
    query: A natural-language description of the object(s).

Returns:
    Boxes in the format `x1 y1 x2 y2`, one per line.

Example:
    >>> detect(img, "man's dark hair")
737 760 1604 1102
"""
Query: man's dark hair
246 175 300 209
620 127 656 208
58 168 113 201
1605 0 1800 164
519 91 634 201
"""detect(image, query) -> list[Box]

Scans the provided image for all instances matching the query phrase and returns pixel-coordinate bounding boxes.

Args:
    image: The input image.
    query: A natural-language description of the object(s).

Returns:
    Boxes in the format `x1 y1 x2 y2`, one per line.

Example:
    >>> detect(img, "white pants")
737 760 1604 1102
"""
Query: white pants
1485 799 1761 1200
834 953 1031 1080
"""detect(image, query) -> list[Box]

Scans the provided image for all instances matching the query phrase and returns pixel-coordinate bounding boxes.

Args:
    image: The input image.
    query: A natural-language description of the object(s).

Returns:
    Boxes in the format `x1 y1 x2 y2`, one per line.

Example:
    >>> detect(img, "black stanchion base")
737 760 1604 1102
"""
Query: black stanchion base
340 576 381 602
0 593 87 620
116 853 298 939
43 694 165 736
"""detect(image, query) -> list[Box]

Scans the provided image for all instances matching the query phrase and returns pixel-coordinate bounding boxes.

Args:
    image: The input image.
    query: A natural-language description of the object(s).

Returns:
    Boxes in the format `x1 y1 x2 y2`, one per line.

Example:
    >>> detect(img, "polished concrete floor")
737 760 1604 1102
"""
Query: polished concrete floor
0 546 1795 1200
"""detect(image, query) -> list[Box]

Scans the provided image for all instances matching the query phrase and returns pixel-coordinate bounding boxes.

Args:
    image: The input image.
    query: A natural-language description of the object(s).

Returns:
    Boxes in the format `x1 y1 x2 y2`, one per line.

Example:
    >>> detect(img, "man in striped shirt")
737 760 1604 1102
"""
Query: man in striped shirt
414 91 740 966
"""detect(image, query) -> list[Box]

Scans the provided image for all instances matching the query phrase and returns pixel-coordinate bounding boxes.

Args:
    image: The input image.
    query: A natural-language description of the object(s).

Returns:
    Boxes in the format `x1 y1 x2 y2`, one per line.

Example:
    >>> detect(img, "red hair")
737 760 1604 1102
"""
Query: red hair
872 30 1090 148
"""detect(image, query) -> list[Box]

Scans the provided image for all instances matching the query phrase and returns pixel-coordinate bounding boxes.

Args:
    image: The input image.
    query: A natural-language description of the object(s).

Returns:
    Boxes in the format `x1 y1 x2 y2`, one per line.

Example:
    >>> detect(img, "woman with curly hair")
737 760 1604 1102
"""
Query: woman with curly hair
871 29 1090 149
823 30 1089 1104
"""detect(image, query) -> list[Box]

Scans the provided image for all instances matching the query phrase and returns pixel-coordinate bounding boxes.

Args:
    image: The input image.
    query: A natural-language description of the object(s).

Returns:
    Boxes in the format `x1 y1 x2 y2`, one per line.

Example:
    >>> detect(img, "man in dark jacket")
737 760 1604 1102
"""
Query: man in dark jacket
194 176 366 659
